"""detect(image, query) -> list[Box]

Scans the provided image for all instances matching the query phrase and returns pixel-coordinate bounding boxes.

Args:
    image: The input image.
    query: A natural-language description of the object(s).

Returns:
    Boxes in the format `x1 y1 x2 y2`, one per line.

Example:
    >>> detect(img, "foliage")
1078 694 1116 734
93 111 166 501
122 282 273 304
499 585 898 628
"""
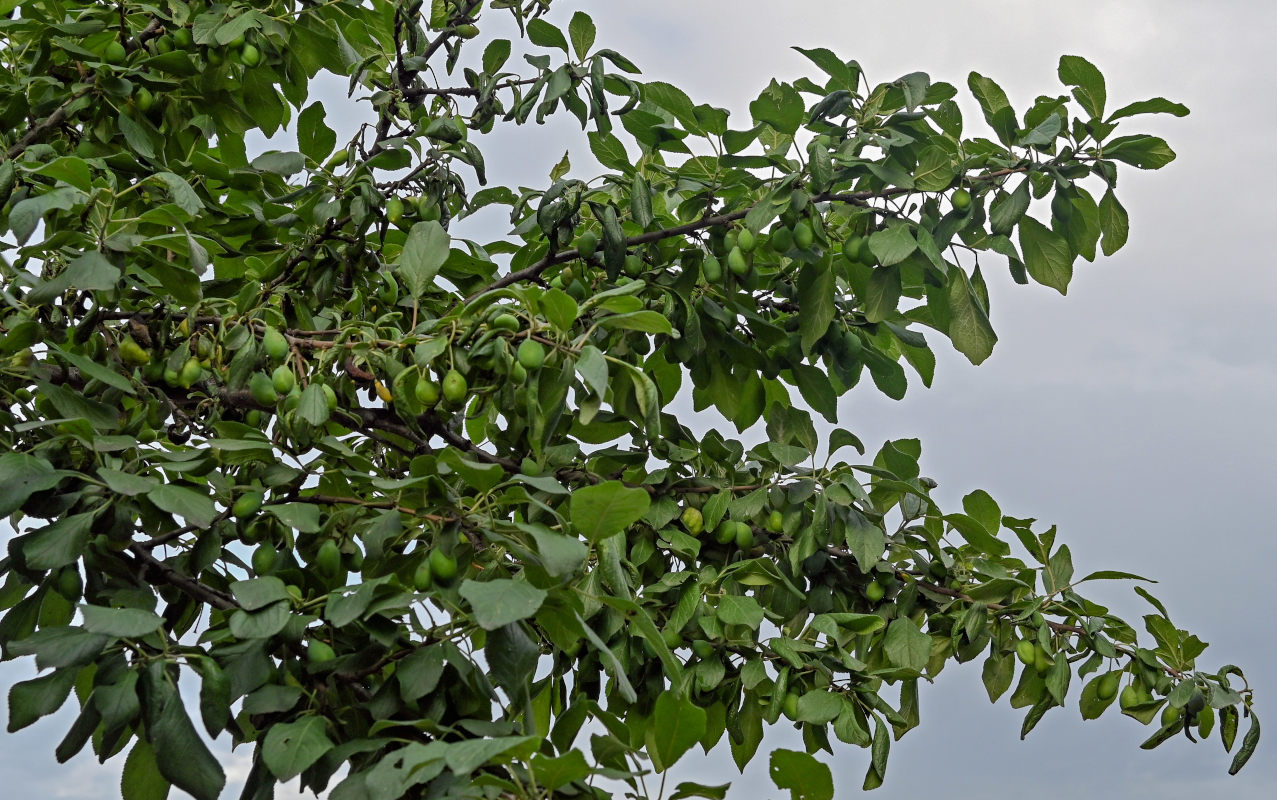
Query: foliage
0 1 1258 798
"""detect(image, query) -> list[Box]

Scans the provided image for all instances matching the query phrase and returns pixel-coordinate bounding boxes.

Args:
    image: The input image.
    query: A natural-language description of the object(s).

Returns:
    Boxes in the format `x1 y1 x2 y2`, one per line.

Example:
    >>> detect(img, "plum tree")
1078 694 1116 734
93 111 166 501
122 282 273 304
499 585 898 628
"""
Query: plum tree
0 1 1258 799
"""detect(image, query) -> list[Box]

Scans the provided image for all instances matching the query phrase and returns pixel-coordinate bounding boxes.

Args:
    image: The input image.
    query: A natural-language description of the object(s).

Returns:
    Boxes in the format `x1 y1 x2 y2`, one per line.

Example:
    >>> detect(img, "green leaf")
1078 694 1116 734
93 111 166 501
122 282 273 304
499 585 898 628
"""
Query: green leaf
795 691 842 725
989 179 1030 236
22 513 94 570
1058 55 1106 119
121 737 171 800
884 617 931 672
153 172 202 215
444 735 538 775
397 221 450 297
531 750 589 791
1098 189 1129 256
81 605 164 638
7 668 75 732
265 502 322 533
482 39 511 74
27 251 121 305
913 146 955 192
945 513 1009 556
1103 135 1177 170
0 453 65 517
458 579 548 630
1228 714 1260 775
228 601 290 639
844 516 886 571
143 667 225 800
1018 216 1073 294
769 749 834 800
750 80 804 135
568 11 596 61
297 102 337 163
649 692 707 771
797 264 835 355
7 626 108 670
522 524 587 578
539 288 579 331
148 484 217 528
716 595 764 629
230 577 291 612
295 383 331 426
486 622 539 697
868 222 917 267
527 18 569 53
251 151 305 176
1105 97 1189 122
569 480 650 541
946 269 996 365
263 716 335 782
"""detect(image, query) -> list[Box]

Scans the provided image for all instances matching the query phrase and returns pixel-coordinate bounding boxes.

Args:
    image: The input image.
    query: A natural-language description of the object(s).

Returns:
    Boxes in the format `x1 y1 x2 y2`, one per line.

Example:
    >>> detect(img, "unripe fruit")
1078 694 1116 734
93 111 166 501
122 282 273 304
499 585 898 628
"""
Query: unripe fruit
766 510 784 533
491 312 519 332
577 230 598 259
702 253 722 283
232 491 265 519
952 188 972 212
454 24 480 39
510 362 527 383
734 521 753 549
782 691 800 721
173 28 193 48
429 549 459 583
164 366 181 387
308 640 335 664
1015 639 1037 666
691 640 715 659
153 34 174 53
119 338 151 367
1120 685 1140 710
520 458 542 476
1097 671 1121 700
442 369 467 405
251 544 277 575
250 372 278 406
793 220 814 250
517 339 545 370
55 567 83 601
322 383 338 411
413 562 433 591
178 357 203 388
681 507 704 536
713 522 736 544
624 254 644 278
726 246 749 277
239 43 261 67
315 540 342 575
736 228 756 253
415 378 440 407
1160 704 1179 727
104 41 127 64
133 86 155 113
226 33 246 49
385 196 404 223
1033 646 1052 675
272 365 295 394
865 579 886 603
262 326 289 361
769 226 793 253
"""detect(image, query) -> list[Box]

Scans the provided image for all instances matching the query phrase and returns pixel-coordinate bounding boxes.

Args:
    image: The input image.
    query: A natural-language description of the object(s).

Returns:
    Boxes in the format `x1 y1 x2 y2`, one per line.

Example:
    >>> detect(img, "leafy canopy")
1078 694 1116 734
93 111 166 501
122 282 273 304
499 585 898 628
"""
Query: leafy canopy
0 1 1257 798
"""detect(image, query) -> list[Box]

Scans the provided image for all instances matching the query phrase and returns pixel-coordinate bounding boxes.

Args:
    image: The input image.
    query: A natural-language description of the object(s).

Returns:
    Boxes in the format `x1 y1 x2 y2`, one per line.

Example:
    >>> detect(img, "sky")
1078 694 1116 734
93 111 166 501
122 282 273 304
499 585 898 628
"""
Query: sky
3 1 1275 798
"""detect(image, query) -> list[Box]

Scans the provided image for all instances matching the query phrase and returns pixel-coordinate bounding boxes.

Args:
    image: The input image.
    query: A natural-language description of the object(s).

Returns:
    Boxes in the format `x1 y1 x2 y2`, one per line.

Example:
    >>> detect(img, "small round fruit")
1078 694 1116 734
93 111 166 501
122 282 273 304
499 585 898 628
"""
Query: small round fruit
1033 646 1052 675
454 23 480 39
1015 639 1037 666
865 579 886 603
1097 672 1121 701
691 640 715 660
315 540 342 575
321 383 338 411
726 246 749 277
173 28 194 48
251 544 277 575
1160 704 1180 727
520 458 542 476
239 43 261 67
104 41 127 64
701 253 723 283
262 326 289 360
429 549 459 584
133 86 155 113
415 378 440 407
510 362 527 383
153 34 174 54
232 491 265 519
713 522 736 544
491 312 519 332
793 220 814 250
736 228 756 253
577 230 598 259
412 562 433 591
769 226 793 253
1120 685 1140 710
271 364 295 394
662 628 682 649
766 510 784 533
308 640 335 664
385 196 404 223
952 188 972 212
55 567 83 601
119 338 151 367
681 507 704 536
442 369 467 405
782 691 800 721
624 253 644 278
517 339 545 370
178 357 203 388
733 521 753 549
250 372 278 406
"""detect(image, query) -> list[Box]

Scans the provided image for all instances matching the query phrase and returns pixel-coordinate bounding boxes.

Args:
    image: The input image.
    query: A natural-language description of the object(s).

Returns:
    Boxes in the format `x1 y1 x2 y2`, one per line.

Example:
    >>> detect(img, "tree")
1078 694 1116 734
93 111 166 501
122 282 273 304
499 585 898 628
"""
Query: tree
0 1 1259 797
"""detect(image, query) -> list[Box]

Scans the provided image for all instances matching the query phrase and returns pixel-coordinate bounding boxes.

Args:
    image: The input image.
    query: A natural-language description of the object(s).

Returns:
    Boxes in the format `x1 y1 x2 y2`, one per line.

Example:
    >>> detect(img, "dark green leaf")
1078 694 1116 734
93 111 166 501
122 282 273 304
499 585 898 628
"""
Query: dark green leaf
458 579 547 630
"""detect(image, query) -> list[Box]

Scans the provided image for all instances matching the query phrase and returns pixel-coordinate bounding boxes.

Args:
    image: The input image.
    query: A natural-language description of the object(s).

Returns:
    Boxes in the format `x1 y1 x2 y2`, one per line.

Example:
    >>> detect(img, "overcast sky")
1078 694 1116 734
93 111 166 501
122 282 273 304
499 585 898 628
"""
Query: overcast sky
3 1 1274 798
